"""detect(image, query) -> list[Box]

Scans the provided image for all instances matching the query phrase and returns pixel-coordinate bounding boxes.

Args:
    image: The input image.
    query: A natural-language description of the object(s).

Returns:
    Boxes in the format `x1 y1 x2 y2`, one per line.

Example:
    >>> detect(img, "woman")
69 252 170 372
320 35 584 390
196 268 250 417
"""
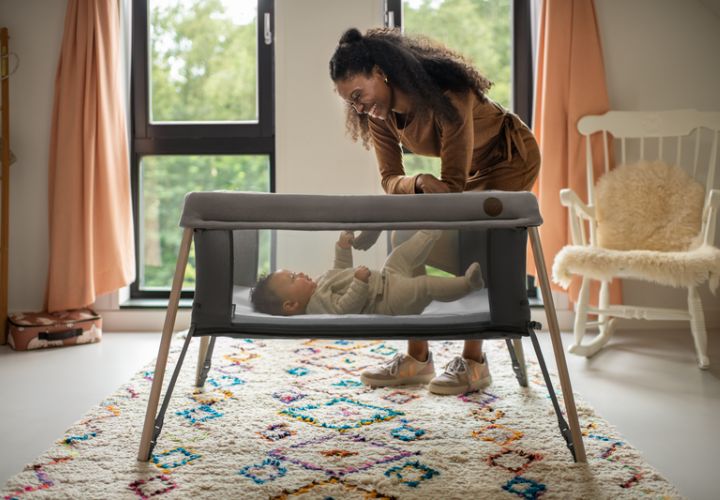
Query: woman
329 27 540 395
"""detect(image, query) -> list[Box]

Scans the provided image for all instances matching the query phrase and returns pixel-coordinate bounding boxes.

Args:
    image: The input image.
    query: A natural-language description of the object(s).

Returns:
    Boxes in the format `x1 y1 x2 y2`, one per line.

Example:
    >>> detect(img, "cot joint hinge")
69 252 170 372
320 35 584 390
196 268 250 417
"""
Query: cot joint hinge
149 418 164 457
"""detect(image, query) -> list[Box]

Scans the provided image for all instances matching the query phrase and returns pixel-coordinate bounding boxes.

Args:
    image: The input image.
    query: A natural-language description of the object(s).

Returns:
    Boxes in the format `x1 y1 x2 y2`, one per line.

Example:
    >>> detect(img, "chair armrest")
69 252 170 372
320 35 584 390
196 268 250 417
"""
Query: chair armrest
559 188 597 246
559 189 595 220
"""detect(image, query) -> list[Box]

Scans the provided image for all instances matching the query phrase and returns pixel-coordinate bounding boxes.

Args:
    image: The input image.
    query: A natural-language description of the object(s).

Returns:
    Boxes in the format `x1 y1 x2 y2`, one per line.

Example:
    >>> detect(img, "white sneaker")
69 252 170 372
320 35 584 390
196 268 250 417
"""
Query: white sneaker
360 353 436 387
428 355 492 395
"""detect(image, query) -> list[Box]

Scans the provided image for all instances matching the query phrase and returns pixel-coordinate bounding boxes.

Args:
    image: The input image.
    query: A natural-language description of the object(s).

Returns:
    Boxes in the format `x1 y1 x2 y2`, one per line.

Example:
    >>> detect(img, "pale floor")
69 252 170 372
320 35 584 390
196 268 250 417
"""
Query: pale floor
0 328 718 499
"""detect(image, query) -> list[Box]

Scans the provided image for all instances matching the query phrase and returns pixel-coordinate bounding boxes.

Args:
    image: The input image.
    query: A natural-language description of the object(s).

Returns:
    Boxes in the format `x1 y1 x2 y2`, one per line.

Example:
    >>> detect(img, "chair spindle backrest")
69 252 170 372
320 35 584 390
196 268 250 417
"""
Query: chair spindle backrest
577 110 720 247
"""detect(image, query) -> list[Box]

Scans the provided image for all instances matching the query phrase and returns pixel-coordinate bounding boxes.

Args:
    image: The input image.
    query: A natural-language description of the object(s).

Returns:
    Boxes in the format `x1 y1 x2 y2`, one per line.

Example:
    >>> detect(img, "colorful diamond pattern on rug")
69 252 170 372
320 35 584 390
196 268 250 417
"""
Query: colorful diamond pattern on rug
299 347 386 376
128 474 177 498
207 374 245 389
175 404 223 425
270 477 396 500
384 460 439 488
279 397 403 430
286 366 310 377
152 447 201 473
472 423 524 446
258 423 296 442
390 420 426 442
238 458 287 485
487 449 543 474
223 351 259 366
272 388 306 404
383 390 420 405
1 338 681 499
2 458 72 499
502 475 547 499
268 433 418 478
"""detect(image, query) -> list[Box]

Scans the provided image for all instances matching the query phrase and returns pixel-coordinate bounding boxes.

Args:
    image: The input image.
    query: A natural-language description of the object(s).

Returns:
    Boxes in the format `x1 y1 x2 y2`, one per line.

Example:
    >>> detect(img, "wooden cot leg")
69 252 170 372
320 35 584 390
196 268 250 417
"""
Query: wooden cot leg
196 336 210 385
528 227 587 463
512 338 527 385
138 227 193 462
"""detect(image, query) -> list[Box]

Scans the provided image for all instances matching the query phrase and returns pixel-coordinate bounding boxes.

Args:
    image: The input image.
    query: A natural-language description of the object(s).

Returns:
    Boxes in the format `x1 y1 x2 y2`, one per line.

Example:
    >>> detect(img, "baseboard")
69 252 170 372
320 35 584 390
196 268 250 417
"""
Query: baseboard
100 308 191 333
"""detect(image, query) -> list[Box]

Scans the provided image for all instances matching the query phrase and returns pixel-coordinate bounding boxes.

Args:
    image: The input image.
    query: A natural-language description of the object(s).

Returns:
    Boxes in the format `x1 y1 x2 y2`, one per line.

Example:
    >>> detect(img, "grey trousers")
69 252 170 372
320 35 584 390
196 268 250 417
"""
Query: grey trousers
371 230 471 315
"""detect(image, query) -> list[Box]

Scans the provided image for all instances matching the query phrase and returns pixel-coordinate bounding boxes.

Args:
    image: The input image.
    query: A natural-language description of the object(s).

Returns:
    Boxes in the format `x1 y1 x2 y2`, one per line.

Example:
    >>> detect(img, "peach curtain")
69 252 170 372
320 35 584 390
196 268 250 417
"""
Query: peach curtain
47 0 135 312
530 0 621 306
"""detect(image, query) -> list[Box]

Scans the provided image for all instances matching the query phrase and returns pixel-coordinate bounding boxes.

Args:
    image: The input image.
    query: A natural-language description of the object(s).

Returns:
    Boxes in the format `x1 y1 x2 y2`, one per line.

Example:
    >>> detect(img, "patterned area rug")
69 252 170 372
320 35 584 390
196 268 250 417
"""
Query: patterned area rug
2 336 680 499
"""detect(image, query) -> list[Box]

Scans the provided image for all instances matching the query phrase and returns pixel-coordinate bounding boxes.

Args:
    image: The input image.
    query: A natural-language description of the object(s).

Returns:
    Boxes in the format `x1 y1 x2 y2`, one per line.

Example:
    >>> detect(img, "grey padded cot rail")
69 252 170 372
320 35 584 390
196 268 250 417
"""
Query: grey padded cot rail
138 191 587 464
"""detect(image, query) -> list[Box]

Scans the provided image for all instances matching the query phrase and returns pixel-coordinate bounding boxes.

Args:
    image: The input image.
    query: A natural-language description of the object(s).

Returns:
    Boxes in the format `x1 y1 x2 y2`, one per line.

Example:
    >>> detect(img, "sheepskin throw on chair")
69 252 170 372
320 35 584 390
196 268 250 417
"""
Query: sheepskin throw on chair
553 160 720 292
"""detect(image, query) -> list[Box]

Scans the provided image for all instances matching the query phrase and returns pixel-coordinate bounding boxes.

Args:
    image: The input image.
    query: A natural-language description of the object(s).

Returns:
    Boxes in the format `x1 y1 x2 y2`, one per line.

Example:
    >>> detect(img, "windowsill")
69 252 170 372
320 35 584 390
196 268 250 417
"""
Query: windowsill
120 298 194 309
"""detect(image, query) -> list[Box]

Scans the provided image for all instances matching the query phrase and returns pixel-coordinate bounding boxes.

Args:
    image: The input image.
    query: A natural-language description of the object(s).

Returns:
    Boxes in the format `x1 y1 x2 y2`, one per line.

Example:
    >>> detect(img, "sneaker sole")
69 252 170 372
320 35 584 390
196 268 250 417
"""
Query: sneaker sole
360 372 435 388
428 375 492 395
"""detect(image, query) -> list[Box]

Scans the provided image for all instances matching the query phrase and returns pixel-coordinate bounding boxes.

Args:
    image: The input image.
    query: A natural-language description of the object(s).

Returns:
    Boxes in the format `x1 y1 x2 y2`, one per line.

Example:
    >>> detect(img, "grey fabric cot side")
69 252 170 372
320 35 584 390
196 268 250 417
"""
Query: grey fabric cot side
138 191 587 464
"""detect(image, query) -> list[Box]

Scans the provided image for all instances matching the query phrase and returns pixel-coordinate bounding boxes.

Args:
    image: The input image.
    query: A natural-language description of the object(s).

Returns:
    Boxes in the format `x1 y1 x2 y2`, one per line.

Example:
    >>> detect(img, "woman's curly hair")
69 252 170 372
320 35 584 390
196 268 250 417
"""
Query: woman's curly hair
329 27 493 148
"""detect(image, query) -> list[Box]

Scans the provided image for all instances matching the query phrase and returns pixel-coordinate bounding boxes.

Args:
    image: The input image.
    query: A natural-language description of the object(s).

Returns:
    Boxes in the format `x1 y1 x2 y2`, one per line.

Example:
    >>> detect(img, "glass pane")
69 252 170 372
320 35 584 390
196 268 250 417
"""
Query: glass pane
149 0 258 123
140 155 271 290
402 154 441 178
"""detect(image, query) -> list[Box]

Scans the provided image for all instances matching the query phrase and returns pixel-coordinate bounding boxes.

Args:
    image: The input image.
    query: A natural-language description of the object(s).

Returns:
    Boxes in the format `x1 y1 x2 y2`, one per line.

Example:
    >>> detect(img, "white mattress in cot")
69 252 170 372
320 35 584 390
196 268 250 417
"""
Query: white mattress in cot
224 287 509 339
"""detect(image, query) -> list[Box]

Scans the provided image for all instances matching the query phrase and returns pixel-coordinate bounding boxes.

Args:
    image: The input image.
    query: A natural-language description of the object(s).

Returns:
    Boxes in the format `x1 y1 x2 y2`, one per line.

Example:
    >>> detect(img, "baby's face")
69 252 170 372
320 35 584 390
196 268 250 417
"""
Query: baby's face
270 270 317 308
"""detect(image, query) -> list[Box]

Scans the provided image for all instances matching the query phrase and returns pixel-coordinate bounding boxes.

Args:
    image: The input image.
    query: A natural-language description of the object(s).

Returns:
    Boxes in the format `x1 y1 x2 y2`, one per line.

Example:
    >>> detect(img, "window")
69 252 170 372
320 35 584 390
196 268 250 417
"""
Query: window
131 0 274 300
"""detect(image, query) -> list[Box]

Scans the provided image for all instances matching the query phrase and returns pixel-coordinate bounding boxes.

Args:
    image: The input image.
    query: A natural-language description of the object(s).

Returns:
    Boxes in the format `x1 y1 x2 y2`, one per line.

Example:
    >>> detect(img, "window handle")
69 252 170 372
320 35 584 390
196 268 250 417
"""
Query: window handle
386 11 395 29
264 12 272 45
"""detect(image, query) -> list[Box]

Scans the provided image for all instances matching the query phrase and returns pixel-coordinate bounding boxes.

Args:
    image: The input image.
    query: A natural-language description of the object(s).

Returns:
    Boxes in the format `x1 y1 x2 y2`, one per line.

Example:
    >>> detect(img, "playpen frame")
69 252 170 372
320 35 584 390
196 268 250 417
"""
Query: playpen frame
137 192 587 463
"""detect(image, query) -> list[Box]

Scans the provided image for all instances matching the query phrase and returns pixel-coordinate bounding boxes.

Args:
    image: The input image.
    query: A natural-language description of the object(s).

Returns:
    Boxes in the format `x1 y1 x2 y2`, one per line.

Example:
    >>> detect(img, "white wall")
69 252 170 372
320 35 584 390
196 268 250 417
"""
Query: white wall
275 0 383 195
0 0 66 312
1 0 719 329
273 0 388 275
594 0 720 328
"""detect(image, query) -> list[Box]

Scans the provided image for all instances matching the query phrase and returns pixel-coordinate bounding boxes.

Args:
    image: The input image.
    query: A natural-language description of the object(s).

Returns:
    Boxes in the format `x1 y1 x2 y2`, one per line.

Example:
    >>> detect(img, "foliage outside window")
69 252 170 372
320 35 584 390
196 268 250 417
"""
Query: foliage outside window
132 0 274 299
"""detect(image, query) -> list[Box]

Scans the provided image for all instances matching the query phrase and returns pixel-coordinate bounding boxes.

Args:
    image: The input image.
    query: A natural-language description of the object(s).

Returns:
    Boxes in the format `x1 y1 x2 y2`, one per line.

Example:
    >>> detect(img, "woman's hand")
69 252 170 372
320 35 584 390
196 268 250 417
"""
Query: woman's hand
415 174 450 193
352 230 382 250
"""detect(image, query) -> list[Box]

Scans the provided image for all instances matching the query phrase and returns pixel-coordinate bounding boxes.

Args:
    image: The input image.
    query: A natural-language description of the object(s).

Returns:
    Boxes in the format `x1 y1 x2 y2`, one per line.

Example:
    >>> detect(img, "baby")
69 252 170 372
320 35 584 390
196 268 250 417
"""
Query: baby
250 229 483 316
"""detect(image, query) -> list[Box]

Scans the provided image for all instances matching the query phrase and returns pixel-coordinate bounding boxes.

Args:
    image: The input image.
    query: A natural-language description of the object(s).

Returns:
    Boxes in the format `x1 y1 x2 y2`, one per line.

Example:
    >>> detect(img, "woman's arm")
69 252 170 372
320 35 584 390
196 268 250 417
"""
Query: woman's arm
368 117 418 194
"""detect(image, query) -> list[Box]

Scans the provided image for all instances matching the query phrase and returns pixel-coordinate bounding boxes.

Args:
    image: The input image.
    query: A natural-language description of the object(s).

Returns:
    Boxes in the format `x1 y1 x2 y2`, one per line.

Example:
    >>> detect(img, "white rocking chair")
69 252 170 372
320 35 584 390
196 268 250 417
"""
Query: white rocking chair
553 110 720 369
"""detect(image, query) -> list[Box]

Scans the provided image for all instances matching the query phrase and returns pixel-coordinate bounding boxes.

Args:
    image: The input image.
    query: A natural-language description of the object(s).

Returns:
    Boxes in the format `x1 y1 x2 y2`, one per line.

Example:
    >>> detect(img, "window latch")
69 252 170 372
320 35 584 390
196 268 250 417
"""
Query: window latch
264 13 272 45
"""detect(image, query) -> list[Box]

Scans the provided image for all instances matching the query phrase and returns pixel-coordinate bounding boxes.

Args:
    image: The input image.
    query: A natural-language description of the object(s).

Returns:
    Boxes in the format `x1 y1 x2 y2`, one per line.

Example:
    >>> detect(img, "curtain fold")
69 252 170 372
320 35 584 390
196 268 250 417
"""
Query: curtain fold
530 0 621 306
47 0 135 312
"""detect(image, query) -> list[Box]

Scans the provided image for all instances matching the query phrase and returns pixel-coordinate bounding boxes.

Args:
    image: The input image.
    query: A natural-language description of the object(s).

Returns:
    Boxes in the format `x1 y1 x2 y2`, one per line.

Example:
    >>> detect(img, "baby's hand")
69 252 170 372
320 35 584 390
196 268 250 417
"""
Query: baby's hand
354 266 370 282
338 231 354 249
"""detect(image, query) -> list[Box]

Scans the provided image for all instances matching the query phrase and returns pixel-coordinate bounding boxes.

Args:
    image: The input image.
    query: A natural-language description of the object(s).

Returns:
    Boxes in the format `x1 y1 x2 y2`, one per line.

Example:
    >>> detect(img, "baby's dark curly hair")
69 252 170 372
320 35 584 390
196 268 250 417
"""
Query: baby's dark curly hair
329 27 493 148
249 273 284 316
